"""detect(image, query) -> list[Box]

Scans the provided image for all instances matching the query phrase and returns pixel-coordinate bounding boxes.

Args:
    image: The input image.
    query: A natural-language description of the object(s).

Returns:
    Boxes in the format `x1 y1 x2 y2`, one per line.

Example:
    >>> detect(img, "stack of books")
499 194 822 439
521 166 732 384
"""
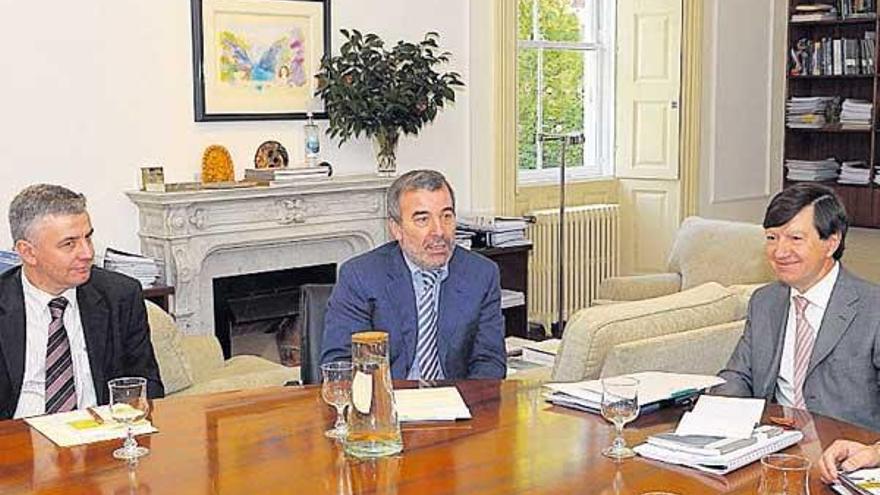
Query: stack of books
786 97 832 128
841 99 873 128
244 166 330 184
457 215 534 248
791 3 838 22
103 248 163 288
785 158 840 181
839 160 871 184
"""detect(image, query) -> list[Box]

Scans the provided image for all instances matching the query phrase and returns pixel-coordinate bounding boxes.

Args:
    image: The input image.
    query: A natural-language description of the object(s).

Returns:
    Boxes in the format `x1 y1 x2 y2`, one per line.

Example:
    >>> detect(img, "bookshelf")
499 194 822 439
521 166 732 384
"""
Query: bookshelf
785 0 878 227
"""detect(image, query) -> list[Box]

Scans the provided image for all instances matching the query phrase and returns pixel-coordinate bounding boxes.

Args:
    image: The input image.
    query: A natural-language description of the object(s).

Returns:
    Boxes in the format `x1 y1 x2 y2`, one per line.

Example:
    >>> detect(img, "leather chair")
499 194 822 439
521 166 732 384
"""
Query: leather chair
298 284 335 384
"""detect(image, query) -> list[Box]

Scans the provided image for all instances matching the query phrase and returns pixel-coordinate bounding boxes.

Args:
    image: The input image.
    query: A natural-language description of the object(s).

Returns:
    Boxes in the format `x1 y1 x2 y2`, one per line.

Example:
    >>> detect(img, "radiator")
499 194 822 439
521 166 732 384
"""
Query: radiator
526 204 620 330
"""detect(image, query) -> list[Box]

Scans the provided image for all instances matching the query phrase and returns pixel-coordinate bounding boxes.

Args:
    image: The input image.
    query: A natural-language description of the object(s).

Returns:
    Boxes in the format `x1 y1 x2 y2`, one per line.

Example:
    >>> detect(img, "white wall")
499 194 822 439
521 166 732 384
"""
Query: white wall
697 0 786 223
0 0 473 252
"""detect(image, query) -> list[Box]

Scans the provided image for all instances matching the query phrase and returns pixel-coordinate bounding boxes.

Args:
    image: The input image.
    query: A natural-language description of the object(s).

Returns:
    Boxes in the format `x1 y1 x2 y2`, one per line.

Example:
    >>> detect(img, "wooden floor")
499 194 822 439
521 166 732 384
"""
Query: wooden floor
843 227 880 283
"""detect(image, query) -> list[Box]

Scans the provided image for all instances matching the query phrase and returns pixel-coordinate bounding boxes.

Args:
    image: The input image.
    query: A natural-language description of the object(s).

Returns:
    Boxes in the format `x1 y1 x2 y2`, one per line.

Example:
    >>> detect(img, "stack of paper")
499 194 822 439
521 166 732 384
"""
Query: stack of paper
786 97 832 128
544 371 725 414
791 3 838 22
500 289 525 309
394 387 471 422
841 99 873 128
786 158 840 181
25 405 158 447
839 160 871 185
456 215 534 248
520 338 561 366
103 248 163 288
838 467 880 494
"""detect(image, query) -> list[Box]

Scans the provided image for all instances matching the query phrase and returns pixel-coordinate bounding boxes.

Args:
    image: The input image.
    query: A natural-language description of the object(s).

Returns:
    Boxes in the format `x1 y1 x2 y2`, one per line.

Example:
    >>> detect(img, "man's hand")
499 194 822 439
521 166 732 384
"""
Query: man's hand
819 439 880 483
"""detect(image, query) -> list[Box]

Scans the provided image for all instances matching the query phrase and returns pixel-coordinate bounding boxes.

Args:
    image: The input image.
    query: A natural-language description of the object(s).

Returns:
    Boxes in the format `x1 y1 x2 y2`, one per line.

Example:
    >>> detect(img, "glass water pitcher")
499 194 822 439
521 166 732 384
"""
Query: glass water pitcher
344 331 403 458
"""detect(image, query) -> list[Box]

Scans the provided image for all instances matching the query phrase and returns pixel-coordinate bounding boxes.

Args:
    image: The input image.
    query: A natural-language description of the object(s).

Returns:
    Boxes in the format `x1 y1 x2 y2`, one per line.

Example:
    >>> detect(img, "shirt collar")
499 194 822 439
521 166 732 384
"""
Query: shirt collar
20 270 78 312
401 251 449 280
790 261 839 311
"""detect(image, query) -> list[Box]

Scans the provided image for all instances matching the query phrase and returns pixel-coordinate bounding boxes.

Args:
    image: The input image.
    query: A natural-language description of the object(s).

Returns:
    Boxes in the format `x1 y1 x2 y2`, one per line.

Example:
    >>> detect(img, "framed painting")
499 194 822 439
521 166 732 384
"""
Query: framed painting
191 0 330 121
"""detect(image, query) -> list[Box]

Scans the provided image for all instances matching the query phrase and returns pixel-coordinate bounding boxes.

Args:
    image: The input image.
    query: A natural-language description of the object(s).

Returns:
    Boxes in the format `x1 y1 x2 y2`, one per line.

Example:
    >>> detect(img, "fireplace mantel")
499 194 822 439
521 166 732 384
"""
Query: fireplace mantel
127 175 392 334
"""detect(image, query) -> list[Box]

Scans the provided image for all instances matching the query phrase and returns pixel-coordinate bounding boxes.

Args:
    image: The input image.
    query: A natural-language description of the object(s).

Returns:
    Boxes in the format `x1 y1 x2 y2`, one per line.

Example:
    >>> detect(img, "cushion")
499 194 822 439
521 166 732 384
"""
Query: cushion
551 282 742 382
145 301 194 394
667 217 775 290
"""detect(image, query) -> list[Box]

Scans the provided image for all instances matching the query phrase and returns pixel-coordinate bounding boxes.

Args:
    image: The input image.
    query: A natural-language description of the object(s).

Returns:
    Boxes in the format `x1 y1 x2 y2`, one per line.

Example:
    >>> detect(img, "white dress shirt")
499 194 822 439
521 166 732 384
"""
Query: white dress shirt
14 272 97 418
775 261 839 408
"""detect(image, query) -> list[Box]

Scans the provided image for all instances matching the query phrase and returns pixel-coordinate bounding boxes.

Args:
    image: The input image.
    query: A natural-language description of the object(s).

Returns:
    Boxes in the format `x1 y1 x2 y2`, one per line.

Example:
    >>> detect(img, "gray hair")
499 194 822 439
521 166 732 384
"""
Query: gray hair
386 170 456 223
9 184 87 242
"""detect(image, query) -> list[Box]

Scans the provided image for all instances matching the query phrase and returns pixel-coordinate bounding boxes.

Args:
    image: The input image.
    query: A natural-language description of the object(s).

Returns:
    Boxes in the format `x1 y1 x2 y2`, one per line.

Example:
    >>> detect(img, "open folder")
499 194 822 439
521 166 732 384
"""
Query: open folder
543 371 725 414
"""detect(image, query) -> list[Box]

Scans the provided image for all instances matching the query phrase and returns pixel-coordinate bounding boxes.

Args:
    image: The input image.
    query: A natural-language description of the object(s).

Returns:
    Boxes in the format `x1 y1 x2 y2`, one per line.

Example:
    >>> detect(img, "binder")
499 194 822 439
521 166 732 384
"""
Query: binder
634 429 804 475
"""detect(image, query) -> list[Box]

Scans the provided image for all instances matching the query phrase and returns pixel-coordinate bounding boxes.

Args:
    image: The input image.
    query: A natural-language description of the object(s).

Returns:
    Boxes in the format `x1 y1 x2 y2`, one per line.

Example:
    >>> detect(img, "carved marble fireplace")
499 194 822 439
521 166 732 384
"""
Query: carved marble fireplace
126 175 392 334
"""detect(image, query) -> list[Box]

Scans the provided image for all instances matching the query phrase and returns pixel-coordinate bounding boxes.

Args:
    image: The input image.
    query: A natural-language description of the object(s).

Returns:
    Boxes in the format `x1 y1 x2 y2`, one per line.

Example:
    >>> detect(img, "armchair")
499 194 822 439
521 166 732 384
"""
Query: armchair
146 301 299 396
597 216 775 303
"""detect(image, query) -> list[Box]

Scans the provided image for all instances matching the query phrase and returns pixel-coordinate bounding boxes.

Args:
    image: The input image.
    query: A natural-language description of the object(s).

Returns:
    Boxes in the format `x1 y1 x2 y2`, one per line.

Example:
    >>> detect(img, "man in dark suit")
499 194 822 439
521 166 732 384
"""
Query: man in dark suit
716 183 880 431
0 184 163 420
320 170 506 380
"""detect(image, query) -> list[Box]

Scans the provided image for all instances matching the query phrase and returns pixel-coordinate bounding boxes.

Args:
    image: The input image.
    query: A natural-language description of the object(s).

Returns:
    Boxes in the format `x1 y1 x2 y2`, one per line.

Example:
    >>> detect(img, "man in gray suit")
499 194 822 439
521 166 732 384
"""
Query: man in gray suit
716 183 880 431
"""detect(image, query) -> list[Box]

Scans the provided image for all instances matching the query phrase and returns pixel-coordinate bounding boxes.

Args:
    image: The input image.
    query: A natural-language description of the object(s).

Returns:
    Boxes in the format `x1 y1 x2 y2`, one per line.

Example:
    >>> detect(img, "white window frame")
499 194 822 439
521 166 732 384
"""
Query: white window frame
516 0 616 185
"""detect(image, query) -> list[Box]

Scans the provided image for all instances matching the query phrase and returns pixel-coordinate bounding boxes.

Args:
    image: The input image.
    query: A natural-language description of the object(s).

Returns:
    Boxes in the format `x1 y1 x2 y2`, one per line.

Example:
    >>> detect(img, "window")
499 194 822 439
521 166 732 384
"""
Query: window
517 0 615 183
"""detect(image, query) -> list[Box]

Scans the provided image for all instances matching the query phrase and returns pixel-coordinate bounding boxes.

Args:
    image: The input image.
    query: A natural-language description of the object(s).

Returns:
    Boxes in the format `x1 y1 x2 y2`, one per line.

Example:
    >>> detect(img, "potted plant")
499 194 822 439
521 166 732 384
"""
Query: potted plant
315 29 465 175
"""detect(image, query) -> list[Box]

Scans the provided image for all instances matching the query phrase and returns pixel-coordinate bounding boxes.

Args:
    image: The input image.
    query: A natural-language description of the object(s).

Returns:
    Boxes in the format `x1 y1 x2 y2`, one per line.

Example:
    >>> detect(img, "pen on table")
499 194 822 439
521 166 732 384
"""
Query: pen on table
86 407 105 424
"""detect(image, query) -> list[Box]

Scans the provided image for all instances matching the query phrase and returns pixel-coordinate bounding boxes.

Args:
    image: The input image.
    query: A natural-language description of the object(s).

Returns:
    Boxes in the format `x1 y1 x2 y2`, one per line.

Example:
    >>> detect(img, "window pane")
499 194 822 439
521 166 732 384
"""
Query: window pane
517 48 539 170
538 0 594 44
517 0 536 41
539 49 585 169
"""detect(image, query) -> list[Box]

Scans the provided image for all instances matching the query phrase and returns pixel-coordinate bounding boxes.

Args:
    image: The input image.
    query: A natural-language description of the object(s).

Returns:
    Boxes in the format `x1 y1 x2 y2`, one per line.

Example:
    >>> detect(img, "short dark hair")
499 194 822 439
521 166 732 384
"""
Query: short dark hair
9 184 87 243
763 183 847 260
386 170 456 223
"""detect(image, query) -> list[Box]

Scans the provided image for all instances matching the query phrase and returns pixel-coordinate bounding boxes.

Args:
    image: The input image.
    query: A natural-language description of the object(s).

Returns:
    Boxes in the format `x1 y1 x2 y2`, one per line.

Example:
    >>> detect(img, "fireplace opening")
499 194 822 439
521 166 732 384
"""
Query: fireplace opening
212 264 336 366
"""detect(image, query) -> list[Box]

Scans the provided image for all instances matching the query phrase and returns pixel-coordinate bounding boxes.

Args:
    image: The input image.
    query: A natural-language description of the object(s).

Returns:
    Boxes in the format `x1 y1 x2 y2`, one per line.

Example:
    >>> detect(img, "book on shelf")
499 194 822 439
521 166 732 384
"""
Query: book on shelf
519 338 561 366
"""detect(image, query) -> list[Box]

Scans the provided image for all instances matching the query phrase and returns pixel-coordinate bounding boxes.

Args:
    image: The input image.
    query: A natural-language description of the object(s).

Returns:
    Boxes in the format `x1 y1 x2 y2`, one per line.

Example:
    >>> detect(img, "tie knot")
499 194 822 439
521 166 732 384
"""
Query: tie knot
420 270 439 292
48 297 68 319
793 295 809 316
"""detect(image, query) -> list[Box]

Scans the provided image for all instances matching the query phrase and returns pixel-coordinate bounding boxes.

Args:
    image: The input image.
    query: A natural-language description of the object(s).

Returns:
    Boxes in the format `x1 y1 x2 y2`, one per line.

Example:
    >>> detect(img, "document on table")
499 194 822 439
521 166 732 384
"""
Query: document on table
394 387 472 422
675 395 765 439
25 405 158 447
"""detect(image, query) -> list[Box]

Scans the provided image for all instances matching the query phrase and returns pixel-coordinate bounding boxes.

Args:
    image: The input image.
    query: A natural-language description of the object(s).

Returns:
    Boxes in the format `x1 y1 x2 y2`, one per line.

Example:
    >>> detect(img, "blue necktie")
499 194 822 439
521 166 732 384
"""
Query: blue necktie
416 270 442 380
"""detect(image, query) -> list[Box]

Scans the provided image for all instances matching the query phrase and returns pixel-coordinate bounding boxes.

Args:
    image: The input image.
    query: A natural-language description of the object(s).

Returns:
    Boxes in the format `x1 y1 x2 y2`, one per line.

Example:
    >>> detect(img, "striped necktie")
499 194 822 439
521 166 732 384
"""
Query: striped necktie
416 270 442 380
792 295 816 410
45 297 77 414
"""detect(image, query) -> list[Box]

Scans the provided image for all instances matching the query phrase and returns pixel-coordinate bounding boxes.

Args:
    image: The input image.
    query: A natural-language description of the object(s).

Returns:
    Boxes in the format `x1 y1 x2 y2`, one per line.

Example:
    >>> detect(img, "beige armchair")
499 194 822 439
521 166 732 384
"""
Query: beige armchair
551 282 749 382
146 301 299 396
597 216 775 302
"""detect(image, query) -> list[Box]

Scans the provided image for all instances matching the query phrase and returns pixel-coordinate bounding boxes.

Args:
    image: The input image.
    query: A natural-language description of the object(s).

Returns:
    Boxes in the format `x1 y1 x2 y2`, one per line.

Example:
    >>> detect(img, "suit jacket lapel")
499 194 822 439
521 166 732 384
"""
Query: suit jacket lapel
384 245 417 371
437 248 466 373
77 278 110 402
0 268 27 402
808 269 857 377
764 285 789 398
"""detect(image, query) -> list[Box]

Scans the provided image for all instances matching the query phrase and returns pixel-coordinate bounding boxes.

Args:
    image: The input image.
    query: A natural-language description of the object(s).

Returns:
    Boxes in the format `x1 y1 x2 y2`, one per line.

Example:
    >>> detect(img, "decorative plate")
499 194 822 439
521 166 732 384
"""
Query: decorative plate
254 140 289 169
201 145 234 183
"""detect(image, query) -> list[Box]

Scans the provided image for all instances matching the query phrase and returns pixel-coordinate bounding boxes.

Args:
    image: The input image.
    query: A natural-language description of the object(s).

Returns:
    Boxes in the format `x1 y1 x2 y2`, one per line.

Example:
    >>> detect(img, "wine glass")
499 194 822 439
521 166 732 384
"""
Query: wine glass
321 361 353 439
601 376 640 459
108 377 150 460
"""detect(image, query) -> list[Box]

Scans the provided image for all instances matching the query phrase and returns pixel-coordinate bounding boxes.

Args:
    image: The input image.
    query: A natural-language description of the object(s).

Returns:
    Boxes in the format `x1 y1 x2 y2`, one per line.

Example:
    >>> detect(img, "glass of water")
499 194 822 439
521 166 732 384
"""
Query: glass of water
321 361 353 439
601 376 640 460
108 377 150 460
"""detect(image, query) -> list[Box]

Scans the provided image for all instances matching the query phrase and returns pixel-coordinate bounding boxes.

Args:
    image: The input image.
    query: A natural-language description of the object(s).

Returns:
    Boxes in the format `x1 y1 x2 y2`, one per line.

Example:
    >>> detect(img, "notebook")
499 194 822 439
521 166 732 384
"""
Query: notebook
839 468 880 495
634 428 804 475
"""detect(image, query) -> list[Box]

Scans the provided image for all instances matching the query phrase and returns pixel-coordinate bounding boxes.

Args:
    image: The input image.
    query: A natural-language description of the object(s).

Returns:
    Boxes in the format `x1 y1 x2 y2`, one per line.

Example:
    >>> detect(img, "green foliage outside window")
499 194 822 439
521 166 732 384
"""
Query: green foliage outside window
517 0 587 171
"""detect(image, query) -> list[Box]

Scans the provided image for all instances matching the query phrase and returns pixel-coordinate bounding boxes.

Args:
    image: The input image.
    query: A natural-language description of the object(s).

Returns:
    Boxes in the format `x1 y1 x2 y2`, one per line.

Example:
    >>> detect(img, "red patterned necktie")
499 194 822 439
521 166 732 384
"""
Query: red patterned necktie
45 297 77 414
792 295 815 410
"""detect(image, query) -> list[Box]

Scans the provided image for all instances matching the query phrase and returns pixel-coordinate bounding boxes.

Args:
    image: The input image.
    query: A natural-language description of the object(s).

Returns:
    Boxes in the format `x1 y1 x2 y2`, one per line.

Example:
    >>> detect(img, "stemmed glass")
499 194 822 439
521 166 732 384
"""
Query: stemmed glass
321 361 353 439
601 376 640 459
108 377 150 460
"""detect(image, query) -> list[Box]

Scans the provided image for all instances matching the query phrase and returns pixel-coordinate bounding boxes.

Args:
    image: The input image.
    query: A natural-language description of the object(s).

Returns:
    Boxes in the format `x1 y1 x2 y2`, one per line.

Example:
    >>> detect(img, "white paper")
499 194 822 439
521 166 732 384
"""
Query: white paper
545 371 726 407
394 387 471 422
675 395 765 439
25 406 157 447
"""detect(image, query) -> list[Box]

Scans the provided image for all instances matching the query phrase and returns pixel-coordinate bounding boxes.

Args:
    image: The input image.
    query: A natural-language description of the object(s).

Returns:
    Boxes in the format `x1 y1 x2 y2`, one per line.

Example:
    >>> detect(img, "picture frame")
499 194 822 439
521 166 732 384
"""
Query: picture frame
191 0 330 121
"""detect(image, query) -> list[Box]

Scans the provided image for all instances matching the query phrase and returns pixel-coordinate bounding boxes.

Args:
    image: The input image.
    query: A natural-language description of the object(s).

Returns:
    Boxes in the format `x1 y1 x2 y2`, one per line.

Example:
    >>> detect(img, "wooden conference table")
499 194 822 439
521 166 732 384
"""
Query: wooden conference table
0 380 875 494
